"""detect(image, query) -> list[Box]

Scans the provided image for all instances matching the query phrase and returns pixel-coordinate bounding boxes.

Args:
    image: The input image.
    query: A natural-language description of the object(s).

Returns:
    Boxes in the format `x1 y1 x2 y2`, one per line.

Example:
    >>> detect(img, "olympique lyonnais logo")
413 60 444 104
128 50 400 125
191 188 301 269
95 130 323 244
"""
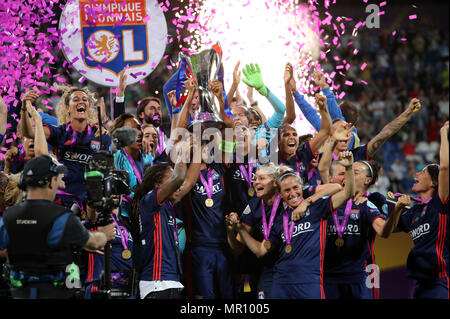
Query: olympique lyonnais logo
79 0 148 72
59 0 167 87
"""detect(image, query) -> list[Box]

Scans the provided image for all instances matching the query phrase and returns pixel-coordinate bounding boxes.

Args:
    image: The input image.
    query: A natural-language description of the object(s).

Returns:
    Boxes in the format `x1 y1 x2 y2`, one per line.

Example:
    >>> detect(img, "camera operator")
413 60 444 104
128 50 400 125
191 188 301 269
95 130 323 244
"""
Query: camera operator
82 195 136 299
0 155 116 299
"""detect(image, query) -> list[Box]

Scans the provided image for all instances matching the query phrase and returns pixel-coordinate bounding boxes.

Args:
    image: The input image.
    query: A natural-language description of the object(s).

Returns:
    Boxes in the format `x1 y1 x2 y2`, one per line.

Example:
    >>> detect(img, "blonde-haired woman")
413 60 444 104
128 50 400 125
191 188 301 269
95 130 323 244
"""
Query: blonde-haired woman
225 163 286 299
20 87 111 210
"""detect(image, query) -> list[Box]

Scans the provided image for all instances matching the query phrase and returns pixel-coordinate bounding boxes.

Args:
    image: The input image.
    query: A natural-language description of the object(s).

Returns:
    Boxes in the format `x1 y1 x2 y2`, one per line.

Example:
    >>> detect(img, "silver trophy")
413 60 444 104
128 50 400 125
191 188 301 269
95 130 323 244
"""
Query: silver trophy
180 43 225 131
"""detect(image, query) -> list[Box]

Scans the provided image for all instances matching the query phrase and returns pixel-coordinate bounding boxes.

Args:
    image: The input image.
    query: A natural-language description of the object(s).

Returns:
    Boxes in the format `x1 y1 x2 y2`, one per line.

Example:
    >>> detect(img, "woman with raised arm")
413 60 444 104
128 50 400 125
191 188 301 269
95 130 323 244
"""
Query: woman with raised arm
19 87 111 211
130 149 188 299
317 151 415 298
394 121 449 299
278 93 332 185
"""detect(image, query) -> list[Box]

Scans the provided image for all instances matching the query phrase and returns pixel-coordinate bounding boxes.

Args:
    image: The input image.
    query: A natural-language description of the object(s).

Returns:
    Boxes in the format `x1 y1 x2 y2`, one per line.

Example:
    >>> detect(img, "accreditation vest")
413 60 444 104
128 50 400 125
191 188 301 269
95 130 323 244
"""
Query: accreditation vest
3 200 74 273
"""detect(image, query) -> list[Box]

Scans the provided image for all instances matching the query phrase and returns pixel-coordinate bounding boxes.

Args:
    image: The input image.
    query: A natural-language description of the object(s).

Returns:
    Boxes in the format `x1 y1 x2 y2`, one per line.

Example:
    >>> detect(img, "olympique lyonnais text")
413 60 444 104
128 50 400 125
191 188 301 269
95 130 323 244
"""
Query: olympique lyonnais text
79 0 146 26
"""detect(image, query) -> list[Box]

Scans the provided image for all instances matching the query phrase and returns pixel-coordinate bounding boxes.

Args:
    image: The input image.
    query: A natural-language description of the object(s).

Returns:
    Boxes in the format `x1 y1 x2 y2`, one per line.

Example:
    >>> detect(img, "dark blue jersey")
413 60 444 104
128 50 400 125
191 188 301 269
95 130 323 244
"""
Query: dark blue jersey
351 144 372 162
46 123 111 200
110 215 134 273
227 158 259 216
279 141 317 184
398 192 449 282
324 199 384 283
306 167 322 186
189 163 229 246
269 197 332 285
139 188 181 282
240 196 284 268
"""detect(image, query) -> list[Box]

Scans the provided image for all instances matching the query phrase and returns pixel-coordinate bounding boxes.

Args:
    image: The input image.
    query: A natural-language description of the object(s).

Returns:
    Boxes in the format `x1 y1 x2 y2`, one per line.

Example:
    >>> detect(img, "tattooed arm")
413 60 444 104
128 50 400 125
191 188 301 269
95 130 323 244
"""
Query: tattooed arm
367 98 421 158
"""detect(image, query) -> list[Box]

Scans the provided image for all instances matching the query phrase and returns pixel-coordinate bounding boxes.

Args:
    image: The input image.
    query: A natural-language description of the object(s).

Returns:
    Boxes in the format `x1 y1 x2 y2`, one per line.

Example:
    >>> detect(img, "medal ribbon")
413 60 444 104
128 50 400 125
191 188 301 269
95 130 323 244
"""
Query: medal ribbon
66 122 92 145
238 161 254 189
261 195 281 241
283 211 295 246
308 168 315 181
168 201 179 247
296 162 302 176
122 148 143 184
56 190 84 212
390 192 430 204
199 168 213 199
332 199 353 238
111 214 128 250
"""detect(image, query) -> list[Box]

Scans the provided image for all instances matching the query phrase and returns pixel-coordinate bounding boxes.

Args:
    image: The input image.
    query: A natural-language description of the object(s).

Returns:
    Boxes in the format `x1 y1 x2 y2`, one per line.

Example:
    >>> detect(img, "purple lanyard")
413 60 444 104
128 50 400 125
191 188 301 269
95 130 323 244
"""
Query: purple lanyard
199 168 213 199
56 190 84 212
283 211 295 246
296 162 302 175
122 148 143 184
390 192 431 204
307 168 315 181
261 195 281 241
238 162 254 188
168 201 179 247
332 152 339 161
332 199 353 238
66 122 92 145
157 127 164 154
111 214 129 250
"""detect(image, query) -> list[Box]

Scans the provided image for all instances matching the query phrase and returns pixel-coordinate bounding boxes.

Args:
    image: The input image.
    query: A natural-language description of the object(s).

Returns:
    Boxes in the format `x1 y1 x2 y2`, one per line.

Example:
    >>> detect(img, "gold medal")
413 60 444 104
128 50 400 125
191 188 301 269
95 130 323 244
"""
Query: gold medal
263 240 272 250
285 244 292 254
335 238 345 247
387 191 395 199
122 249 132 260
248 188 255 197
205 198 214 207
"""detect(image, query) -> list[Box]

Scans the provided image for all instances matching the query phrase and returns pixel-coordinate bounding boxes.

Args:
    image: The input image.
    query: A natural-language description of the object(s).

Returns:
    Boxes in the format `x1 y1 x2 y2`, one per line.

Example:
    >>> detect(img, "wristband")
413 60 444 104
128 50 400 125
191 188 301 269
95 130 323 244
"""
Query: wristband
219 140 236 153
250 102 258 107
115 95 125 103
258 86 268 97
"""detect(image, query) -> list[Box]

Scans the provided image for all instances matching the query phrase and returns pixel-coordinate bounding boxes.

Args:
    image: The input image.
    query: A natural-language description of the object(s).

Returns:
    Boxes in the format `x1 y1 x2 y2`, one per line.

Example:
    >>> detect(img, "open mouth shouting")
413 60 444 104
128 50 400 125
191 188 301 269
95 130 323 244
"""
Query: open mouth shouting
75 104 87 116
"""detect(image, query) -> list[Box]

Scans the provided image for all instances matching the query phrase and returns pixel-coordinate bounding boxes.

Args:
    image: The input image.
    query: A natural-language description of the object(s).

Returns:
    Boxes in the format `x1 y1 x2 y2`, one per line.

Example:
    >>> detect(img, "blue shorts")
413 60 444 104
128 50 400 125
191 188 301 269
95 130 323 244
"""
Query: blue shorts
271 282 324 299
324 281 371 299
191 246 233 299
414 278 449 299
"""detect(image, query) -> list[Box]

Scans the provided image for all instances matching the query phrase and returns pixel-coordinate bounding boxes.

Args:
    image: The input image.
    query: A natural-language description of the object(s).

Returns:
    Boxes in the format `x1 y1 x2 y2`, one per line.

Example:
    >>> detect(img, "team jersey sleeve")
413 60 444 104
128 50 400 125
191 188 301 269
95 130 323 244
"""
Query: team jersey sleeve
310 196 334 220
45 123 65 146
351 144 372 161
296 140 317 165
239 204 255 227
365 200 385 226
302 185 317 199
139 188 164 217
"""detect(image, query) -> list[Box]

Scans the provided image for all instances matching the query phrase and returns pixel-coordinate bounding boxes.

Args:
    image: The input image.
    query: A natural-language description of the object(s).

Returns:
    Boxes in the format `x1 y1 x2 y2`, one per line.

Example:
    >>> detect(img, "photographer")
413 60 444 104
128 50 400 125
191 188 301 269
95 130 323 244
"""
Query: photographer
0 155 115 299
